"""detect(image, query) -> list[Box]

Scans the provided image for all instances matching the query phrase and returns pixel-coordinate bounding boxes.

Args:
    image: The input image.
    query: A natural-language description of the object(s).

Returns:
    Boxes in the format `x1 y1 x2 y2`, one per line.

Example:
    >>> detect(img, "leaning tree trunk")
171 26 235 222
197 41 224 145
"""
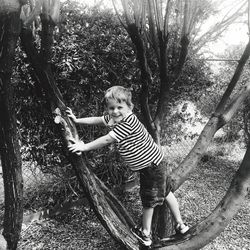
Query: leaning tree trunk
20 16 139 250
0 1 23 249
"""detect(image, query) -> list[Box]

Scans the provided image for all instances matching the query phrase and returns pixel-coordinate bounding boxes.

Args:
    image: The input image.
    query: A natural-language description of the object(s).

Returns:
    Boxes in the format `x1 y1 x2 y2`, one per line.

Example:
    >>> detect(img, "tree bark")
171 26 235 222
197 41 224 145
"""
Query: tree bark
243 98 250 145
126 24 158 141
0 3 23 249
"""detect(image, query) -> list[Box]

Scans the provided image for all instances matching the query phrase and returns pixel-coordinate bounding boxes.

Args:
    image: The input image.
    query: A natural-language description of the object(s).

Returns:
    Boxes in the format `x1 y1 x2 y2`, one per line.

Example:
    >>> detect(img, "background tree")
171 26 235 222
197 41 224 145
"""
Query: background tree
113 0 247 143
113 0 250 240
0 0 25 249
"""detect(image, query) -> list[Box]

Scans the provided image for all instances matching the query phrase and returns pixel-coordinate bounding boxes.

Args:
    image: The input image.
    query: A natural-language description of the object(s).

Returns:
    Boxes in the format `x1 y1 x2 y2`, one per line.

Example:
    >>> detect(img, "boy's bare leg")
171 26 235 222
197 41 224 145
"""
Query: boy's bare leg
142 207 154 235
165 191 184 225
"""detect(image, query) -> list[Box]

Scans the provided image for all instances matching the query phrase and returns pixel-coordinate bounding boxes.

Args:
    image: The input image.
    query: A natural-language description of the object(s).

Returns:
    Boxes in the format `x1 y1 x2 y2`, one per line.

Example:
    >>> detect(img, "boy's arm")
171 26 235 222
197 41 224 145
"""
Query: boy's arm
75 116 104 125
66 107 104 125
68 134 115 153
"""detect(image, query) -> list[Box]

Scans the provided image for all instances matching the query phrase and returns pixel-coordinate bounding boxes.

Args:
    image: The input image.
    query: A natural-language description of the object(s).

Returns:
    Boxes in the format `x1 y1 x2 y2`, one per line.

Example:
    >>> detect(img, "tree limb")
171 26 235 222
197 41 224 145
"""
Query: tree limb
20 22 139 250
214 38 250 115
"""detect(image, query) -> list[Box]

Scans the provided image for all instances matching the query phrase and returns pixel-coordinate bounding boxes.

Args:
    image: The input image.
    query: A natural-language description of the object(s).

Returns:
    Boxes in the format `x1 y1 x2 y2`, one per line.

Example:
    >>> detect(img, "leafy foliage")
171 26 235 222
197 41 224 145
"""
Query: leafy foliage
16 1 139 189
160 53 214 144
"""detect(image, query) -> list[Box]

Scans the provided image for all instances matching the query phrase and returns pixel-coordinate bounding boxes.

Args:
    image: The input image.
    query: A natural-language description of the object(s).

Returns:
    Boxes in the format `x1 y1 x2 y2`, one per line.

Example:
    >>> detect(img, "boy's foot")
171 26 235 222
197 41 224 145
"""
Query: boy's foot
175 223 189 235
153 224 190 247
131 226 152 246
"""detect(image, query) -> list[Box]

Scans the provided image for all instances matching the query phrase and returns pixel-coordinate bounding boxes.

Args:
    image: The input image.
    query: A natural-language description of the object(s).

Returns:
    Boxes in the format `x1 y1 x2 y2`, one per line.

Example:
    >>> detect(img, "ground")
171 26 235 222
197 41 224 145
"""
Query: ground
0 141 249 249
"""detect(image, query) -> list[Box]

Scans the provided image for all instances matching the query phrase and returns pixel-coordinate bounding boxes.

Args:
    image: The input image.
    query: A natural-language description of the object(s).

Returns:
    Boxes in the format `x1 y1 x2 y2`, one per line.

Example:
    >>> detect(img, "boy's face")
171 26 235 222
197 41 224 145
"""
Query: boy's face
107 99 132 123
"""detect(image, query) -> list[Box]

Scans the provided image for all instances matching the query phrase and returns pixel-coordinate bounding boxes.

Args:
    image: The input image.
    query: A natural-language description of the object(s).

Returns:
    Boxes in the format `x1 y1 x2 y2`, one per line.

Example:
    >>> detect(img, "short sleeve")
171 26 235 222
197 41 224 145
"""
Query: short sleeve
102 115 110 126
111 121 133 142
108 131 118 141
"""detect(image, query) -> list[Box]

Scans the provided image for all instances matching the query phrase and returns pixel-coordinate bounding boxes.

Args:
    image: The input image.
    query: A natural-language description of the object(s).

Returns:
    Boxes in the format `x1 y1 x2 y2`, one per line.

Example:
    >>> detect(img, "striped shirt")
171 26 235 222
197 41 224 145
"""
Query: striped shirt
102 113 164 171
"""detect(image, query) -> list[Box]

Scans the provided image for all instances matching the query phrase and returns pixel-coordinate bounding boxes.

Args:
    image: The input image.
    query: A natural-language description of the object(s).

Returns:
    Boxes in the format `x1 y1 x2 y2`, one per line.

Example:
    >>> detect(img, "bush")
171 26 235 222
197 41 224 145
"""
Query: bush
15 1 138 190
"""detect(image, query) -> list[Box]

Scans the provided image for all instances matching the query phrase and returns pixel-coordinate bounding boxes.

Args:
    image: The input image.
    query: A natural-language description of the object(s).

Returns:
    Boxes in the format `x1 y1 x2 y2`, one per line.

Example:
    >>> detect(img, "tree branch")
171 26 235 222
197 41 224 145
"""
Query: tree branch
214 38 250 115
171 61 250 189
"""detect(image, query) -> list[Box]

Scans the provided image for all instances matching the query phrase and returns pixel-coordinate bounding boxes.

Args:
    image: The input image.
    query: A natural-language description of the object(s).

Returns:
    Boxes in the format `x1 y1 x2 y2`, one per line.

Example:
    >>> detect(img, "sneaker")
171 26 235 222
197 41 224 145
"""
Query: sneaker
131 226 152 246
175 223 189 235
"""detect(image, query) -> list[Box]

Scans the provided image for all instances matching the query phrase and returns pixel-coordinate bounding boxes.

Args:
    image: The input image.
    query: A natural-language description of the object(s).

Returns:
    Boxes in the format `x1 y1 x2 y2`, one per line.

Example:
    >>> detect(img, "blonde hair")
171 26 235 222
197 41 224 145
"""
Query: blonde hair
104 86 134 109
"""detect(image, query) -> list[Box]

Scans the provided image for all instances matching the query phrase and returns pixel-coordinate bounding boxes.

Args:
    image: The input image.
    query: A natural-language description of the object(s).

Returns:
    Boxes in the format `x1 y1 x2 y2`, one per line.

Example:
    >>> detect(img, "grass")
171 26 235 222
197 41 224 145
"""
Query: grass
1 141 249 249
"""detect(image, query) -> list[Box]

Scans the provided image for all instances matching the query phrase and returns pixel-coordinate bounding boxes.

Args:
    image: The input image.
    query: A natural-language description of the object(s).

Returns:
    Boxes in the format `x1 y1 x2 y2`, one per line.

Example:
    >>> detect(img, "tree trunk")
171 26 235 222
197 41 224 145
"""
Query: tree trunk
0 3 23 249
20 23 139 250
126 24 158 141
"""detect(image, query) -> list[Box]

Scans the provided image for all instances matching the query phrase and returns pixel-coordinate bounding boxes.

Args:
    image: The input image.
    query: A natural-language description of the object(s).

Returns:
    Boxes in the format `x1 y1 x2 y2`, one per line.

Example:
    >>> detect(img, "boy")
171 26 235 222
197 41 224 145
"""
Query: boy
67 86 189 247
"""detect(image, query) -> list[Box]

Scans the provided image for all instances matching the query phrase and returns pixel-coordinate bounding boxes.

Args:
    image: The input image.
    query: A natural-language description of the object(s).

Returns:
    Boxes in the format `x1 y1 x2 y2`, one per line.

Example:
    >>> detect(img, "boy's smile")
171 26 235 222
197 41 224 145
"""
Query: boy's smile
107 99 132 123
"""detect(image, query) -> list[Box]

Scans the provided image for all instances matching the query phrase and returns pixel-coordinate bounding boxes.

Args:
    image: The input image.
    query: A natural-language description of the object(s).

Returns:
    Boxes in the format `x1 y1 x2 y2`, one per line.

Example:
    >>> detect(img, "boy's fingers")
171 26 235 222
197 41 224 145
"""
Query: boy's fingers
68 138 76 144
66 108 72 114
68 147 81 155
68 147 77 153
71 148 81 154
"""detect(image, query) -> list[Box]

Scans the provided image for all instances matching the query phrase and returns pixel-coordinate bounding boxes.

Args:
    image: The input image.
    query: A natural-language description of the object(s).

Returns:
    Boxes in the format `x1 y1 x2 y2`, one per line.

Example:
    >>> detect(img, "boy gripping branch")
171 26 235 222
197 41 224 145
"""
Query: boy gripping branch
67 86 189 247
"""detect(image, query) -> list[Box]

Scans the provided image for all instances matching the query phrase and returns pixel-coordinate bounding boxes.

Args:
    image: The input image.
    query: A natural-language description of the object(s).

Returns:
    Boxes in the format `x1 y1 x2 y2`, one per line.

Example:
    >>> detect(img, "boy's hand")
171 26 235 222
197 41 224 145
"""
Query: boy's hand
66 107 77 123
68 140 86 154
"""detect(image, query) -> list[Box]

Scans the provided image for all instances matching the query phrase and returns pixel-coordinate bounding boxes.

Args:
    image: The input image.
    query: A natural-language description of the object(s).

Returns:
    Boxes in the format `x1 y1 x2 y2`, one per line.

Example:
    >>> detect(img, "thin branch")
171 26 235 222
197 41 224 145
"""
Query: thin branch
22 0 43 27
196 1 247 51
248 0 250 32
215 37 250 115
222 81 250 126
163 0 172 36
112 0 128 31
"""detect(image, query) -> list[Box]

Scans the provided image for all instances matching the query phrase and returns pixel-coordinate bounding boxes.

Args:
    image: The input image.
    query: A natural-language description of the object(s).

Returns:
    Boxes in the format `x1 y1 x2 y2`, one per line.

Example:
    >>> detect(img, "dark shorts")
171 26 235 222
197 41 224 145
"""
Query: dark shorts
139 162 173 208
